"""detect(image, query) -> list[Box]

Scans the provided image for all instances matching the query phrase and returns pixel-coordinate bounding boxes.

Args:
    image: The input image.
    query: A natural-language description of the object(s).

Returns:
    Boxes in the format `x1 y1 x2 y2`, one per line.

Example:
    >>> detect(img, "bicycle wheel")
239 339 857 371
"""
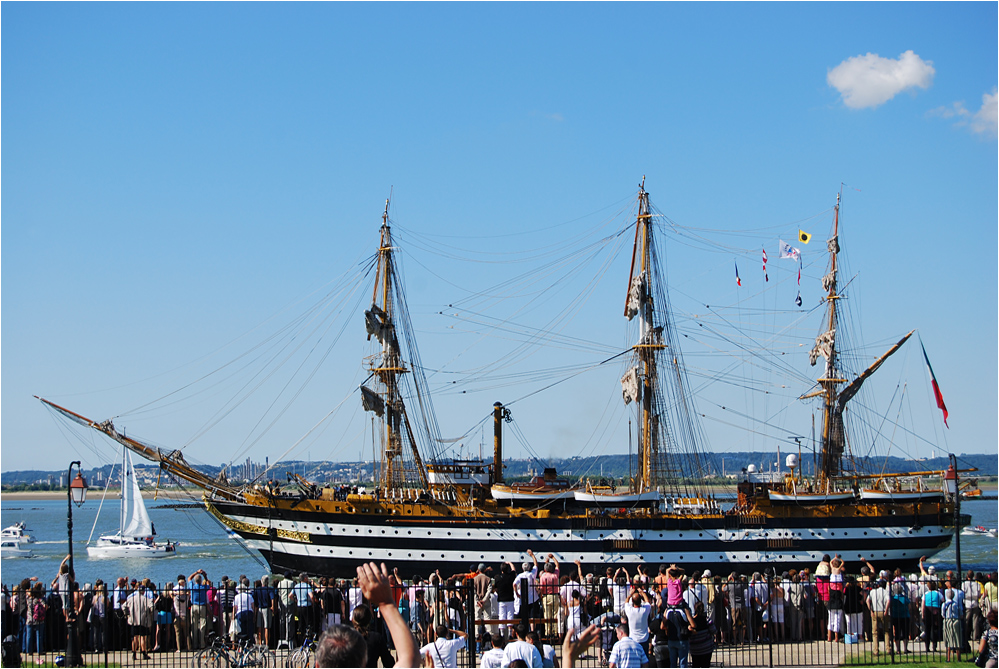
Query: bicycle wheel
284 647 312 668
238 646 263 668
196 648 228 667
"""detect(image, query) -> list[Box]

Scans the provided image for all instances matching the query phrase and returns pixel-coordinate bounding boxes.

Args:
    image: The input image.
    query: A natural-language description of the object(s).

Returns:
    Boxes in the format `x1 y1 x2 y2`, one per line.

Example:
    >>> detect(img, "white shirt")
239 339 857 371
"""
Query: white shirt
560 580 581 606
234 592 254 615
480 647 506 669
513 568 539 608
502 639 543 668
964 579 982 610
683 585 707 613
348 587 363 614
624 601 652 643
421 636 466 669
611 583 630 614
868 585 890 614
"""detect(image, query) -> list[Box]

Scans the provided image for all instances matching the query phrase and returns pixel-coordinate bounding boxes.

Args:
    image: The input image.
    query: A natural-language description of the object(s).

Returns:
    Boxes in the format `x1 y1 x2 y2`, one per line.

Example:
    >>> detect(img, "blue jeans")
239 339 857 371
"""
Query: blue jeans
668 639 690 668
24 623 44 654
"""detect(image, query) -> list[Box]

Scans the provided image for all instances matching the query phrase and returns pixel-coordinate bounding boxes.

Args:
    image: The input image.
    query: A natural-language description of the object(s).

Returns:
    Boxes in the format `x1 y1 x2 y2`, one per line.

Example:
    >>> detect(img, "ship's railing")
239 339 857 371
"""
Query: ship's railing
2 570 995 667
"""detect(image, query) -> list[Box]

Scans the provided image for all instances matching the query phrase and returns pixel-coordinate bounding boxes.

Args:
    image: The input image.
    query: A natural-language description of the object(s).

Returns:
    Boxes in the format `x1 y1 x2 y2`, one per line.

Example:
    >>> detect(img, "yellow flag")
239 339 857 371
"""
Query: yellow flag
798 230 811 244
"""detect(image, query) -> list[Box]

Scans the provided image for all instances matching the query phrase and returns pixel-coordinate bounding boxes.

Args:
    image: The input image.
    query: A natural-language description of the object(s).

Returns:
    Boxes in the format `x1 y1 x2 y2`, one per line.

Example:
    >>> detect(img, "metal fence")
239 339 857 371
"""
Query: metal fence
2 570 995 667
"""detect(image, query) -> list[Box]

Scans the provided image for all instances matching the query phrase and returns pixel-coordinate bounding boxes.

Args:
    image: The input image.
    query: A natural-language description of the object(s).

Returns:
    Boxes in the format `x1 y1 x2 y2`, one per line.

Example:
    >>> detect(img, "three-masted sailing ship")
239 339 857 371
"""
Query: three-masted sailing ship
39 185 967 577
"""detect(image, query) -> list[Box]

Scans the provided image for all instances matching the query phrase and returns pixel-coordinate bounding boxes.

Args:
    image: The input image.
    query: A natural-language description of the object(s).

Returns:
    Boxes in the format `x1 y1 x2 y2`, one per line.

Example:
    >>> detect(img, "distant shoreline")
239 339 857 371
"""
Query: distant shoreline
1 489 201 502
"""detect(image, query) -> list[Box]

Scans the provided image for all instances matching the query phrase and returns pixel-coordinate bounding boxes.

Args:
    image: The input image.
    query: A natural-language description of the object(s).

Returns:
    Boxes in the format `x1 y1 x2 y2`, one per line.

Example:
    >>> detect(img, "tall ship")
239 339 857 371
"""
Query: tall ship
39 183 968 577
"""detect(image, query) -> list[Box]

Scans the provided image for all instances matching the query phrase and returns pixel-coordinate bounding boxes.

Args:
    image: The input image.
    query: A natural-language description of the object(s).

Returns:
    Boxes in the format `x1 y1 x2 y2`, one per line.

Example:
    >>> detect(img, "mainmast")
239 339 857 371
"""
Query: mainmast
369 200 405 490
362 200 430 491
624 178 661 493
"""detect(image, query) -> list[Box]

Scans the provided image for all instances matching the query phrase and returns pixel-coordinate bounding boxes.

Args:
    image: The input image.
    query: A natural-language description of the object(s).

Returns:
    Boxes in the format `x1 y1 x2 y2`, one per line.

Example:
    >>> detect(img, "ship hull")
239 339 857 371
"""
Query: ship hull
209 499 959 579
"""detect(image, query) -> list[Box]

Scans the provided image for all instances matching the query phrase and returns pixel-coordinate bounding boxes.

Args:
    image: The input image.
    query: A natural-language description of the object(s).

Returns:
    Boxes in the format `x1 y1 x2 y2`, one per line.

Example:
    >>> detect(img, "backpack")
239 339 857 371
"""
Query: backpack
30 599 46 625
2 635 22 668
666 607 690 640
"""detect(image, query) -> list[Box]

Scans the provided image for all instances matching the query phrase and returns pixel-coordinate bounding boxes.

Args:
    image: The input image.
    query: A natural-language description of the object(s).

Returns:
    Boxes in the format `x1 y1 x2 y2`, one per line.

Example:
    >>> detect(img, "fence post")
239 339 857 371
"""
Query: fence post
519 579 530 630
465 582 475 668
767 569 774 668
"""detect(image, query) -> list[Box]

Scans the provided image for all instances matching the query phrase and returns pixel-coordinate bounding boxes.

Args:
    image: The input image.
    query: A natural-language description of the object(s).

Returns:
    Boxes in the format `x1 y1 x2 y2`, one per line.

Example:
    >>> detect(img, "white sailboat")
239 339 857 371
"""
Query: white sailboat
87 449 178 559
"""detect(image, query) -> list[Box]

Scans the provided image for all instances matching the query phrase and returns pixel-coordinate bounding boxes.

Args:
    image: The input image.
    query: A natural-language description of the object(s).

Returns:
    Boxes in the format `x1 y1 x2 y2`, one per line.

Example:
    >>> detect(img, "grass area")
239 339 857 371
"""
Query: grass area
841 649 975 666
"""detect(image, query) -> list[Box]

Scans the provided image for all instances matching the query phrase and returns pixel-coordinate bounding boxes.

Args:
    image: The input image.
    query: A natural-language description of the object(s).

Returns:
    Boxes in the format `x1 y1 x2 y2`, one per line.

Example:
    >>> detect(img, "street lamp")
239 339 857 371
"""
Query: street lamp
66 462 88 667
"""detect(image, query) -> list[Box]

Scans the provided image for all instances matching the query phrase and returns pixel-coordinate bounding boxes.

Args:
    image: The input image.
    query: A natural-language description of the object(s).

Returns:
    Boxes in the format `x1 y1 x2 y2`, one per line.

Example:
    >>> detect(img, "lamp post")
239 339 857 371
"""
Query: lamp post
66 462 88 667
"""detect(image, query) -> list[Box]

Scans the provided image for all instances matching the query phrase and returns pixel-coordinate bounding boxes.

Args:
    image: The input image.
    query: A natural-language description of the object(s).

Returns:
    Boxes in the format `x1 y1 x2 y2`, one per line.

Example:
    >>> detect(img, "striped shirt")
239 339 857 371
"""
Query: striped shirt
609 636 648 668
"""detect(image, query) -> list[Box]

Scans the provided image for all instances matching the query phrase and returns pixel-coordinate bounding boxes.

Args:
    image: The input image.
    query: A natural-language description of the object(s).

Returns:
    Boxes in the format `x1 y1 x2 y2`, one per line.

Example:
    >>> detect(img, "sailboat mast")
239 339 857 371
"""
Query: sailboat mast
120 447 127 536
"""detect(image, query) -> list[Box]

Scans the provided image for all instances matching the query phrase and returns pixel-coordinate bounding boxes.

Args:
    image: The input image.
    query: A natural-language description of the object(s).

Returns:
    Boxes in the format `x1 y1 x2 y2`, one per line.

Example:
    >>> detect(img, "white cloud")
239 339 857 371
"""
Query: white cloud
929 87 998 139
969 87 998 138
827 50 935 109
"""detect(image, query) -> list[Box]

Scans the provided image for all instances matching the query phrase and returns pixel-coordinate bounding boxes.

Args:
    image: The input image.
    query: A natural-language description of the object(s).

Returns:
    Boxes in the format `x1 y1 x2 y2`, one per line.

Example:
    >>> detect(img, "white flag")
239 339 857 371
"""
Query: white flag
779 240 801 261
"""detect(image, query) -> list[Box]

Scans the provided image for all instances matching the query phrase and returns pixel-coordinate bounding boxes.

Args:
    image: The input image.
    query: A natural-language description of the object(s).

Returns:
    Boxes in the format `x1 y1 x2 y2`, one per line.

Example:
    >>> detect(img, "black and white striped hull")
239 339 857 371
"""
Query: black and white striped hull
209 500 956 579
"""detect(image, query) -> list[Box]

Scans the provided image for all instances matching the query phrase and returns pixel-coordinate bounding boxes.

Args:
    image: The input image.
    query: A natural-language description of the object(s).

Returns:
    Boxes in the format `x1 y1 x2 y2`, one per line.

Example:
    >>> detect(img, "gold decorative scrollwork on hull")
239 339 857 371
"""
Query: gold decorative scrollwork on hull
206 501 311 543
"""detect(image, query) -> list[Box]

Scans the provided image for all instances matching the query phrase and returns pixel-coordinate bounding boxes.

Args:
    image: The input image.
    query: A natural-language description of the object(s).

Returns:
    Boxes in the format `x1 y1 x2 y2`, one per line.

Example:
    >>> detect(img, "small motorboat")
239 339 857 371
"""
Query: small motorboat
1 522 34 543
961 525 997 538
1 539 34 558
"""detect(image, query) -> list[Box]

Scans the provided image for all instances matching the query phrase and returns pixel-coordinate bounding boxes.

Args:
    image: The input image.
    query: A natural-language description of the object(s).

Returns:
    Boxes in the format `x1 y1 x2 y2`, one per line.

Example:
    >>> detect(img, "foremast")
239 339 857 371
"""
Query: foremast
809 193 912 482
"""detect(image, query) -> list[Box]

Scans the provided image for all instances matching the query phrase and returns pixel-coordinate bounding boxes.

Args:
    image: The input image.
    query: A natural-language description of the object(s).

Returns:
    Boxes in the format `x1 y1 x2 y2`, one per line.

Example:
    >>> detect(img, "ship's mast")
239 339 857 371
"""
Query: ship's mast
817 192 843 481
624 178 660 493
812 192 917 482
371 199 407 490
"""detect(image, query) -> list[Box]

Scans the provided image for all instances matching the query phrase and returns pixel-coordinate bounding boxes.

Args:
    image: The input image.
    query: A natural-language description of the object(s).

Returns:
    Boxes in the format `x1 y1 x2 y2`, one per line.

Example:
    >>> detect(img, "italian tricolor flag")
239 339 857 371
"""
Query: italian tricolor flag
920 341 949 428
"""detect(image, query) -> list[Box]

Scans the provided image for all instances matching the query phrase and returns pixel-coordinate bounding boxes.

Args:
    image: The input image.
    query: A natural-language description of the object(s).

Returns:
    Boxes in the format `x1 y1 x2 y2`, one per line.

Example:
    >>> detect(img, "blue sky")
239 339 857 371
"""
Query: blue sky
3 2 996 475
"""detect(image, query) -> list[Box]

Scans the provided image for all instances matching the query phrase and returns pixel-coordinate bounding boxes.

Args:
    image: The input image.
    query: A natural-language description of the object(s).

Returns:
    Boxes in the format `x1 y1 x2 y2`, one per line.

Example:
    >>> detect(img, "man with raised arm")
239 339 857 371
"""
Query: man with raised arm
315 562 419 668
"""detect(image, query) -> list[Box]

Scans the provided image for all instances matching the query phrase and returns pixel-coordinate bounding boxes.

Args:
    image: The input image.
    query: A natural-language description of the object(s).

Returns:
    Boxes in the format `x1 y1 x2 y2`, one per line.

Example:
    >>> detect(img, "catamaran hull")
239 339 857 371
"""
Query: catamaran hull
208 499 961 579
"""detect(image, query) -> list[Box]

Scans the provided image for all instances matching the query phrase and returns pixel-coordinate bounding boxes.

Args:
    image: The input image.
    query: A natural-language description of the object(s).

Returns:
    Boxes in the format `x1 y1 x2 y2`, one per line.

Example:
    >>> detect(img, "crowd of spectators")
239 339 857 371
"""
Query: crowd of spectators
2 553 997 668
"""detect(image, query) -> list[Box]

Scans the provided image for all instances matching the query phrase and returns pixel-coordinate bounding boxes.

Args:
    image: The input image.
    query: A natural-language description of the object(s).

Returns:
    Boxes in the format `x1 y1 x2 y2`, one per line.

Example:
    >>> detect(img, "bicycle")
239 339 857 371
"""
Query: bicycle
195 632 276 667
284 636 318 668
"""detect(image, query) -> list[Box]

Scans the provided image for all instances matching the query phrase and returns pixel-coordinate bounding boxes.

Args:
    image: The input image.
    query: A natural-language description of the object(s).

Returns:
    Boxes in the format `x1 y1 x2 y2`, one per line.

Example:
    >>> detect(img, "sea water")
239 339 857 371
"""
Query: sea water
1 497 265 587
2 497 996 588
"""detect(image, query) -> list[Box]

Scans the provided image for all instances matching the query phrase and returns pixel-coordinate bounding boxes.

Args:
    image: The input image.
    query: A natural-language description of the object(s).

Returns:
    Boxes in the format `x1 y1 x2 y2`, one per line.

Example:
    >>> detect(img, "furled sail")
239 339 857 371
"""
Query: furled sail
625 272 645 321
360 385 385 416
809 329 836 366
364 304 390 343
122 451 153 539
621 367 639 405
